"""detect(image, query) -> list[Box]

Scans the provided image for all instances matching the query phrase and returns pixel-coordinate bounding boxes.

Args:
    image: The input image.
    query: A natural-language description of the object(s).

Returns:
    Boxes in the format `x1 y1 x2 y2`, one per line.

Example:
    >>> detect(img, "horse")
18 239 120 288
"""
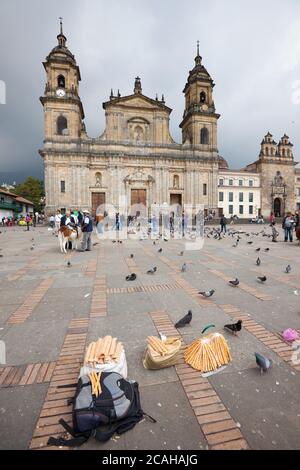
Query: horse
58 226 82 254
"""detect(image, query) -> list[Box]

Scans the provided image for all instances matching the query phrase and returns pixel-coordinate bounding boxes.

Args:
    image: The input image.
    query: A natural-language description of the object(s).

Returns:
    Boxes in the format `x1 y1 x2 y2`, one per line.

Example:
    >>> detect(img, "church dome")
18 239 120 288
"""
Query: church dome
218 155 229 169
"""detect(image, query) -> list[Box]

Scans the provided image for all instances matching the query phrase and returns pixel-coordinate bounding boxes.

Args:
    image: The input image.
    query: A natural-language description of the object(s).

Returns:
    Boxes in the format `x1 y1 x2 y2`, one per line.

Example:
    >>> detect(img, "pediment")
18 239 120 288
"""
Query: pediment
103 93 172 113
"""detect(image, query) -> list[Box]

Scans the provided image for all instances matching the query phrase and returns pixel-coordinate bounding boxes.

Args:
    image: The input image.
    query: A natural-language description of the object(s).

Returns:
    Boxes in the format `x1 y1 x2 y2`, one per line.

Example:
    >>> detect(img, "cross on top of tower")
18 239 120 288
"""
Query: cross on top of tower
195 40 202 66
57 17 67 47
59 17 63 34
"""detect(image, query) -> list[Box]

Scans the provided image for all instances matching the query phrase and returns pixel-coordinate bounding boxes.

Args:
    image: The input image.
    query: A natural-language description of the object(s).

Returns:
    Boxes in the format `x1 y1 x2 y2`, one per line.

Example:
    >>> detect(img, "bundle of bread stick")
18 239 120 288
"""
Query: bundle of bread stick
184 333 231 373
89 371 102 397
84 336 123 366
147 336 169 357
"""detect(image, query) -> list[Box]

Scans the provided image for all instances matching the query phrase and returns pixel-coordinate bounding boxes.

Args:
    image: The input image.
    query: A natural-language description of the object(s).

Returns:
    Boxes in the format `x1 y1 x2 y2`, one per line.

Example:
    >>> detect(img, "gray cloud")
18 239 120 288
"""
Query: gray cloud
0 0 300 182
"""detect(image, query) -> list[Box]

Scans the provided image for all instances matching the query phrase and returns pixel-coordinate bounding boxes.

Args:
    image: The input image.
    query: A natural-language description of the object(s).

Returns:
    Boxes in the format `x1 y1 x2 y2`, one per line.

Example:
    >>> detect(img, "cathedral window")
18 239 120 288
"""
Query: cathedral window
271 147 274 155
60 181 65 193
203 183 207 196
265 147 269 155
57 75 65 88
200 127 209 145
282 149 285 157
57 116 68 135
173 175 179 188
200 91 206 103
287 149 290 157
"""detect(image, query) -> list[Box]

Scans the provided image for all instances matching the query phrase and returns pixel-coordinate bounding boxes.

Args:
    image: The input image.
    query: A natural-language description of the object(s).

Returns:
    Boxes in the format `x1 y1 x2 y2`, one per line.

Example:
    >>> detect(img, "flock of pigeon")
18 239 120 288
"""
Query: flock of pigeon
119 225 289 374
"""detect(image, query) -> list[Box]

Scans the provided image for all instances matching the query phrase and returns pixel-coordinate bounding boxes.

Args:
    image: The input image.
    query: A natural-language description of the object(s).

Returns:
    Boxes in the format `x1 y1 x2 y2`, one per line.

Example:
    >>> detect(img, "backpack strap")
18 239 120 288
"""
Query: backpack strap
47 419 91 448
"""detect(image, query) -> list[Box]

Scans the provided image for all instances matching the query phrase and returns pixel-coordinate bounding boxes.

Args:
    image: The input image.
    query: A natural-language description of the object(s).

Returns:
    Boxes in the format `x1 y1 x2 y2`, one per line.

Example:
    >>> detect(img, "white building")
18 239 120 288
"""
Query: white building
0 188 34 219
217 170 261 219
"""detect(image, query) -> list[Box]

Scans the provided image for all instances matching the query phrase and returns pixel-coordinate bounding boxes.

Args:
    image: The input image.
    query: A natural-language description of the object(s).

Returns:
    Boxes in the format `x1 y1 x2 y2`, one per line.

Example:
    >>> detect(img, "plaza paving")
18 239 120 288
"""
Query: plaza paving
0 224 300 450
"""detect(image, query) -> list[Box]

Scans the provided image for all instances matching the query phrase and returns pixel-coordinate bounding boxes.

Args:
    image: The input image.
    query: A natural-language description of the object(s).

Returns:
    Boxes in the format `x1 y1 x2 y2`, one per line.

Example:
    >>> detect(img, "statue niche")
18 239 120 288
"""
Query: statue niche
95 172 102 187
274 171 284 187
128 117 150 142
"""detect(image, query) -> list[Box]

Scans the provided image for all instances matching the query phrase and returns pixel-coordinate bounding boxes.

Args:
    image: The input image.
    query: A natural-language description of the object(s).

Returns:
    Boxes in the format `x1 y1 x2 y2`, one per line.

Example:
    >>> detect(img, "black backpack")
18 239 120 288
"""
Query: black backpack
47 372 155 447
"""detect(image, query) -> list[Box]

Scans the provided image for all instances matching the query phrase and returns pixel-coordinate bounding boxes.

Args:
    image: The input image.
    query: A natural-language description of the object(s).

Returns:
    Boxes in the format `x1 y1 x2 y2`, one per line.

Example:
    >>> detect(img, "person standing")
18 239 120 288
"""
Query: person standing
54 210 62 232
78 210 93 252
295 211 300 229
220 214 227 233
282 212 294 243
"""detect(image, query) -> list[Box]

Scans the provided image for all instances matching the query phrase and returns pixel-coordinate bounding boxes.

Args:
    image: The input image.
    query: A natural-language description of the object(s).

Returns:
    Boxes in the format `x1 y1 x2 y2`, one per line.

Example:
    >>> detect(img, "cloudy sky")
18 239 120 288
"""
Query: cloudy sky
1 0 300 183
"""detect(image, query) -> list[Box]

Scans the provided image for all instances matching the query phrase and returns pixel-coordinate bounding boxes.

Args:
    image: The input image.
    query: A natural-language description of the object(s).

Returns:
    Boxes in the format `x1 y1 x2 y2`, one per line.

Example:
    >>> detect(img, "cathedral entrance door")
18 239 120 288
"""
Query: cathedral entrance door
273 198 281 217
131 189 146 217
92 192 106 217
170 194 182 207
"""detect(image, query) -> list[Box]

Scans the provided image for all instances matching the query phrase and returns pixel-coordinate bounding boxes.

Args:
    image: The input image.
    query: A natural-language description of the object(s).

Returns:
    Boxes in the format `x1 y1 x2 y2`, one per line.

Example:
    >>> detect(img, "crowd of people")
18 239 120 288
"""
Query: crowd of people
219 211 300 242
1 212 43 229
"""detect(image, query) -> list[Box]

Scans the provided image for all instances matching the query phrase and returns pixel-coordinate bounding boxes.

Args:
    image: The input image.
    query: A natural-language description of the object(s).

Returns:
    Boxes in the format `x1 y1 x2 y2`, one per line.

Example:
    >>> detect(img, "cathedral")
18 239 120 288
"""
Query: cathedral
40 22 299 219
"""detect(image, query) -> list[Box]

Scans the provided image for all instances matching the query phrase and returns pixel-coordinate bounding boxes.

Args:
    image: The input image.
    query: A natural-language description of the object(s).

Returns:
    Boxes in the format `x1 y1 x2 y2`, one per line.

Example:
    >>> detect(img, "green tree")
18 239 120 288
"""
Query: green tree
14 177 45 213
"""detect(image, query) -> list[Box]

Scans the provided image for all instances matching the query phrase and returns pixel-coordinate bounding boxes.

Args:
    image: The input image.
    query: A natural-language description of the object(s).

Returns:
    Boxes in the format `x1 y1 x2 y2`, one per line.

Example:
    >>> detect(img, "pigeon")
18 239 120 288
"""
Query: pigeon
264 248 270 252
175 310 192 328
256 257 261 266
112 240 117 244
257 276 267 283
179 251 184 256
199 289 215 298
30 246 34 251
229 278 239 287
255 352 272 374
285 265 291 274
126 273 137 281
67 261 71 267
224 320 243 335
181 263 187 273
147 267 157 274
93 242 99 246
255 248 261 252
153 241 156 246
130 254 134 258
158 248 163 253
164 238 168 242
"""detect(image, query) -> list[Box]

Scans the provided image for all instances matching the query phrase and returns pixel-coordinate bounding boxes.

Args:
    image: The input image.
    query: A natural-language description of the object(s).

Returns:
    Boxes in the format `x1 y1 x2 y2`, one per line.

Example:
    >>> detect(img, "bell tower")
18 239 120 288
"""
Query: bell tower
180 42 220 154
40 18 85 141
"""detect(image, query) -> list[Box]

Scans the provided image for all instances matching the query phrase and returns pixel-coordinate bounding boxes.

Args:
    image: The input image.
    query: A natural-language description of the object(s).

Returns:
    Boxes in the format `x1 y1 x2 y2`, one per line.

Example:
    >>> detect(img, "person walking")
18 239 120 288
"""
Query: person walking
282 212 294 243
78 210 93 252
269 212 275 225
220 214 227 233
25 213 31 231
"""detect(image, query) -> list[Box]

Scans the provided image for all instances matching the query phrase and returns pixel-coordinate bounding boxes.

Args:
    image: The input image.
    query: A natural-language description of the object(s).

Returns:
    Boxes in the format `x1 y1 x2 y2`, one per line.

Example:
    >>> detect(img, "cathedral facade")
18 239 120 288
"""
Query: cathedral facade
40 24 298 219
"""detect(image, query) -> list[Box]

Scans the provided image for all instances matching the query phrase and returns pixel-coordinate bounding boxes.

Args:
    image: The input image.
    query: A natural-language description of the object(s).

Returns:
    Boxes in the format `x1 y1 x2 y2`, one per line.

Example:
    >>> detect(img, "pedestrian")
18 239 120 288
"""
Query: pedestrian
282 212 294 243
269 212 275 225
54 210 62 232
230 215 234 225
49 214 55 229
220 214 227 233
295 211 300 229
78 210 93 252
96 213 104 235
25 213 31 231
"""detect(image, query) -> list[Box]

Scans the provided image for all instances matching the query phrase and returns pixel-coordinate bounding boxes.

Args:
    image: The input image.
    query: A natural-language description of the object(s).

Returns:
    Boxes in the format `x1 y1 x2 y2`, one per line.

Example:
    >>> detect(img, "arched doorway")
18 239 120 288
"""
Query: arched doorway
274 198 281 217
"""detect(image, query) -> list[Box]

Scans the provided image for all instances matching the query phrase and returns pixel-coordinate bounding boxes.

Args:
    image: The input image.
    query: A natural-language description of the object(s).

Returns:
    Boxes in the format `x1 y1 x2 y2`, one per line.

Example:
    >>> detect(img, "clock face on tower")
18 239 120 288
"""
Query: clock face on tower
56 88 66 98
